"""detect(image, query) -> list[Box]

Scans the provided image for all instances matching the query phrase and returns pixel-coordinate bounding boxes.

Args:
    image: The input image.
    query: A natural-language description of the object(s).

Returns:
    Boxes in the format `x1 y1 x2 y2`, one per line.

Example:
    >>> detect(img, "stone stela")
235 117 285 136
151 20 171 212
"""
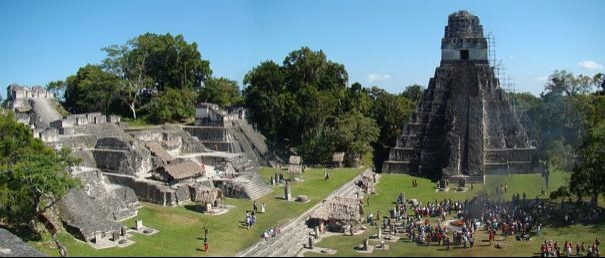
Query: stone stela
284 181 292 201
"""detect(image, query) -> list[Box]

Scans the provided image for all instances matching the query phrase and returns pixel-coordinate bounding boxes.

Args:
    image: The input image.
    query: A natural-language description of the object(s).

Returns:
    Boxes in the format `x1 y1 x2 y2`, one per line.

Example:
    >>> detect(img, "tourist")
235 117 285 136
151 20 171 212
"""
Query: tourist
261 203 266 213
253 201 258 213
203 237 208 252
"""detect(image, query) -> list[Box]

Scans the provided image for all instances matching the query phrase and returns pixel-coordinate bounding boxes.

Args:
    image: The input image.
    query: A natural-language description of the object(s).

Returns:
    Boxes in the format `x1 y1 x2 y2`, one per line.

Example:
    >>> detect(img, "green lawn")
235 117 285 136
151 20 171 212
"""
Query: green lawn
30 167 365 257
28 169 605 257
304 170 605 257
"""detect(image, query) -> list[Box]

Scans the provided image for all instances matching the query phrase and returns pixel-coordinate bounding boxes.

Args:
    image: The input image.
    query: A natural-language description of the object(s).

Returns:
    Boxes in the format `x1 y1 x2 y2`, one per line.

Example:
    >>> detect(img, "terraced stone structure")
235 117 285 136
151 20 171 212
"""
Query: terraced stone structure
383 10 536 181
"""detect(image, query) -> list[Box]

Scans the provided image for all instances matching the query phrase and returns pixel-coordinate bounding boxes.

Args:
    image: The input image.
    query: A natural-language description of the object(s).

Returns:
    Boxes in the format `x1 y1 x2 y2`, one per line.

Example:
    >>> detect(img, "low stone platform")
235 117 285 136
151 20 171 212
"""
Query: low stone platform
353 244 374 254
129 226 159 236
204 204 233 215
87 237 135 250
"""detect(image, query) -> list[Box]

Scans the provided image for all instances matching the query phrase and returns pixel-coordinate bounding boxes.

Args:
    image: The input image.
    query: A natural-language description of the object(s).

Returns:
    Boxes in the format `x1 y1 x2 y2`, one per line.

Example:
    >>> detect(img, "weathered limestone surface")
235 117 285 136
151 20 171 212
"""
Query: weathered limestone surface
383 10 535 180
57 168 138 242
92 137 152 176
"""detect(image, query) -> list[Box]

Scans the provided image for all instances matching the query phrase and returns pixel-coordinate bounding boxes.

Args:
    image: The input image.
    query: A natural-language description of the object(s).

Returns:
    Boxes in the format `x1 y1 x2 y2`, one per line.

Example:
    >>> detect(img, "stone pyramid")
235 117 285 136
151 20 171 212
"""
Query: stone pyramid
382 10 536 181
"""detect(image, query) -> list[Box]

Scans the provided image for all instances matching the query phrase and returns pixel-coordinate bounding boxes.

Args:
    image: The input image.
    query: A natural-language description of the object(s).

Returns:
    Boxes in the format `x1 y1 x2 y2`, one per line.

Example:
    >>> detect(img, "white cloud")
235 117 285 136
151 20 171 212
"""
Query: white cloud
578 60 603 70
535 76 548 82
367 73 391 83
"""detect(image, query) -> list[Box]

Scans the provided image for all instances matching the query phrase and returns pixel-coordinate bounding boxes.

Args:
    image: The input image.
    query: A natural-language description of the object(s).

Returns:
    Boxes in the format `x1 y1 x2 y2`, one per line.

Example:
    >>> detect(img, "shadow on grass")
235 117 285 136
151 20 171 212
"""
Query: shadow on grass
184 204 203 213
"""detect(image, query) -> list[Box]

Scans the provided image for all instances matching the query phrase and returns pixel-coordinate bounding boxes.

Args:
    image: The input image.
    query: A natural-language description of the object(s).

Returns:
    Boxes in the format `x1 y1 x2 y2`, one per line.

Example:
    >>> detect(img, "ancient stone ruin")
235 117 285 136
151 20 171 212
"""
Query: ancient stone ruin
382 10 536 181
3 86 277 246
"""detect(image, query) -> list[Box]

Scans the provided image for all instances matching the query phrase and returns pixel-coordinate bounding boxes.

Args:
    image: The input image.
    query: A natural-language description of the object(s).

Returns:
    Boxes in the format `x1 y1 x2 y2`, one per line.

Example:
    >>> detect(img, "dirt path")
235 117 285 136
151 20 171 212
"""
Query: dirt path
237 168 379 257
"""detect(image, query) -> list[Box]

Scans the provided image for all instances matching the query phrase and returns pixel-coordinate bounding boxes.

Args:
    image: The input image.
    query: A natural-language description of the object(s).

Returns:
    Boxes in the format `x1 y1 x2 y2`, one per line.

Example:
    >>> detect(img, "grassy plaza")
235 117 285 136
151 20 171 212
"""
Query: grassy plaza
29 167 604 257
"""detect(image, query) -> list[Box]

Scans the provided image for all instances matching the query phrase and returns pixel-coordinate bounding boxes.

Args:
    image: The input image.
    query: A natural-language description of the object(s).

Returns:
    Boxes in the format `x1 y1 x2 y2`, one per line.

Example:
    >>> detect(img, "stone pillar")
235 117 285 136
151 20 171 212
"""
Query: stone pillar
363 237 369 250
314 226 320 239
270 176 275 185
285 181 291 201
95 232 103 243
113 231 120 242
121 226 128 237
136 220 143 231
378 227 382 239
308 236 314 249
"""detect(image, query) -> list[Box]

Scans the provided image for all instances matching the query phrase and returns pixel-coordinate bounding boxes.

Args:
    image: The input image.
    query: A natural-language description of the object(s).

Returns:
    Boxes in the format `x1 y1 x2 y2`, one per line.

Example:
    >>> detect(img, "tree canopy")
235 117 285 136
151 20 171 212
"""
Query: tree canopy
0 111 80 229
199 77 243 108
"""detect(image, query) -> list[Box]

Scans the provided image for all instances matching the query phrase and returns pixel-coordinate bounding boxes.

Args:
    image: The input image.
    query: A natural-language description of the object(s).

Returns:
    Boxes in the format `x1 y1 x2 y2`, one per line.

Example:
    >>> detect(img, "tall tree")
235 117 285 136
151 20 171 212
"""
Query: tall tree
134 33 212 92
145 87 197 123
0 111 80 257
369 87 416 171
283 47 348 163
64 65 119 114
101 33 213 120
244 47 348 163
243 61 289 144
199 77 243 108
568 92 605 206
342 82 373 115
401 84 425 103
332 110 379 166
102 41 151 119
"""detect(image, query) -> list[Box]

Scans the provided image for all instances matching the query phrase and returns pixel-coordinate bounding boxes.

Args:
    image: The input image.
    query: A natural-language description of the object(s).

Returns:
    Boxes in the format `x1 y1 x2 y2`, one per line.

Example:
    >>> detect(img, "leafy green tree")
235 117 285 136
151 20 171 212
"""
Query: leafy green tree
401 84 425 103
543 139 574 171
102 41 152 119
342 82 373 115
243 47 348 163
0 111 80 256
64 65 119 114
199 77 243 108
332 110 379 166
100 33 212 120
283 47 348 163
145 87 197 123
369 87 416 171
243 61 289 144
568 93 605 206
134 33 212 92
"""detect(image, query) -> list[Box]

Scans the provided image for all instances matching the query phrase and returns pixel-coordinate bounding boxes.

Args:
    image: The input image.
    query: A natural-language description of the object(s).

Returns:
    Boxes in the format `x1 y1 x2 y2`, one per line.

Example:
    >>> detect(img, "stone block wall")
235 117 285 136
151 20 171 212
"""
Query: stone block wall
92 149 151 176
104 173 186 206
40 128 59 143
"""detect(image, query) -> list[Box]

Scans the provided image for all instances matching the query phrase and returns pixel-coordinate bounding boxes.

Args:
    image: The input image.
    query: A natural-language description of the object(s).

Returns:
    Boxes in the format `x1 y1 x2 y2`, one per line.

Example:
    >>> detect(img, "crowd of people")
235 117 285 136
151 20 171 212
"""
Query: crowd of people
540 238 600 257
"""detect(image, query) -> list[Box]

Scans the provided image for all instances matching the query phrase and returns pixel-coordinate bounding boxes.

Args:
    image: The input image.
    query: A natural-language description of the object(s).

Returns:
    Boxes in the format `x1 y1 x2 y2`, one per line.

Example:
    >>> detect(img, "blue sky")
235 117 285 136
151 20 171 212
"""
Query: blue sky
1 0 603 98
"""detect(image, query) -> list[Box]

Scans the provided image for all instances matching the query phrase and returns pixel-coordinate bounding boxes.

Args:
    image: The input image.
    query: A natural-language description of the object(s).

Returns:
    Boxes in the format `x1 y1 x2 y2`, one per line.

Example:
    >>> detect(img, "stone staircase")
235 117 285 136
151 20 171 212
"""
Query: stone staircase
228 126 260 167
227 155 256 172
241 172 274 201
237 168 374 257
237 120 268 155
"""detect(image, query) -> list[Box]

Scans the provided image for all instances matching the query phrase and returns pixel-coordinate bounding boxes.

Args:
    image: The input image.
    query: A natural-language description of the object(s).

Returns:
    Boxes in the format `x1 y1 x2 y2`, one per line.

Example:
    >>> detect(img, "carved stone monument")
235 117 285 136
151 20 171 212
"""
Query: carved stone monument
135 220 143 231
439 179 447 189
284 181 292 201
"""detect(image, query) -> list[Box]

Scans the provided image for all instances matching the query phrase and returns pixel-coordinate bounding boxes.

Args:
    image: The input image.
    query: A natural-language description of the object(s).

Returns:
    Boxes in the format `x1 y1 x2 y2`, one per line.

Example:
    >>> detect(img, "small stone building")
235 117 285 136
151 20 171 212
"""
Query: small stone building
152 160 204 184
307 197 364 233
189 183 224 211
332 152 345 168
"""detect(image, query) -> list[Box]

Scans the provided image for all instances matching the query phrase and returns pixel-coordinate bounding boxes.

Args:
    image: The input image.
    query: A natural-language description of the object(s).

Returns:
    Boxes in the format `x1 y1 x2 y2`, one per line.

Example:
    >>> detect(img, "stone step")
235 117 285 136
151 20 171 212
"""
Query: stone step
243 174 274 200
